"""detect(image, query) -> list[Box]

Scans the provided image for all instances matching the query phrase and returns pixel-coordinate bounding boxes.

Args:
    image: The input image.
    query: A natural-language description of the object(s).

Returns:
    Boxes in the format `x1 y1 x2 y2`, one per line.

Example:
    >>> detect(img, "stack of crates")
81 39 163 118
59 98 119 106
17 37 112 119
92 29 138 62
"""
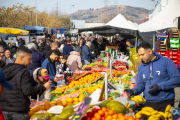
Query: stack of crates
156 31 168 57
168 28 179 65
156 28 180 66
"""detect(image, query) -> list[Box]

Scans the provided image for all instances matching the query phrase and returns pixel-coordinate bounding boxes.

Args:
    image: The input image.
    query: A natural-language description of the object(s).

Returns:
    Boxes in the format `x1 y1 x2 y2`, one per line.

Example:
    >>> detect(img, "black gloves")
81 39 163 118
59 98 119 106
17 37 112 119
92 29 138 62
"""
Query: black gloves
148 84 159 95
124 89 135 96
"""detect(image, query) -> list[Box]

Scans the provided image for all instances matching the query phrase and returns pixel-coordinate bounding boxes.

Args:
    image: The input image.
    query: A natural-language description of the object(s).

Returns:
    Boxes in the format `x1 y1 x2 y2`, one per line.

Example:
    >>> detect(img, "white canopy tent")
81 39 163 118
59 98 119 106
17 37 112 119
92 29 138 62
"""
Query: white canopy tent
105 14 138 31
139 0 180 32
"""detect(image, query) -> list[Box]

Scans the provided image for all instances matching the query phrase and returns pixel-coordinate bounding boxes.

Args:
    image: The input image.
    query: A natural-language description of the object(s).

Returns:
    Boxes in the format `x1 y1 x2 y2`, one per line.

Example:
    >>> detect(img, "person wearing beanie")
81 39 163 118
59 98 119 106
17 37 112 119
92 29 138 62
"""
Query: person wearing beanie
33 68 51 100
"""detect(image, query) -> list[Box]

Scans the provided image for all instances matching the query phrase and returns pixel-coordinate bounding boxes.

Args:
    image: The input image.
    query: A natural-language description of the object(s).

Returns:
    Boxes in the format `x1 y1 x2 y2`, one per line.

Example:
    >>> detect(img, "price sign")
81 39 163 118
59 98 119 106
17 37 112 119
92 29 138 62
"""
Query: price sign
71 97 91 120
172 108 180 120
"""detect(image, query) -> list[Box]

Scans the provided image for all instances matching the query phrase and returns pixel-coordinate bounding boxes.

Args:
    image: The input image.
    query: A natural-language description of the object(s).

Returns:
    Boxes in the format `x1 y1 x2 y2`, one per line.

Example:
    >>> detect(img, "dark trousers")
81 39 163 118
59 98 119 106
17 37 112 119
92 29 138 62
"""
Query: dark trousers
144 99 174 112
3 111 29 120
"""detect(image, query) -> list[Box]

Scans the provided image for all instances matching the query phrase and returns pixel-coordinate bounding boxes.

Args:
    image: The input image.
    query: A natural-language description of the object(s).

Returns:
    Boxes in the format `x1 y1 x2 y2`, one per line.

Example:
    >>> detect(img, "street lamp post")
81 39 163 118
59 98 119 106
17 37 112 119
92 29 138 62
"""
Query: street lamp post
35 0 37 26
70 5 74 31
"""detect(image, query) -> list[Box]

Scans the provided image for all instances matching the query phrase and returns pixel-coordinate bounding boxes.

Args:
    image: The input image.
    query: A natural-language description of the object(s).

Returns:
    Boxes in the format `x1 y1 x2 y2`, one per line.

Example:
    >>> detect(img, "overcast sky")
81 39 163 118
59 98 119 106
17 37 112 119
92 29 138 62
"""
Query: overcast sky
0 0 161 14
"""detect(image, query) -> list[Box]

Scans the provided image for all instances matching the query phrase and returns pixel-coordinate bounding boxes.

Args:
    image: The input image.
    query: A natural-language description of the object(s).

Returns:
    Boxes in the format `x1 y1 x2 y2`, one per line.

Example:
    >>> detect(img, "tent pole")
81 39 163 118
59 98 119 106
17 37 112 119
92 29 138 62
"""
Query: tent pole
135 37 137 50
153 34 155 52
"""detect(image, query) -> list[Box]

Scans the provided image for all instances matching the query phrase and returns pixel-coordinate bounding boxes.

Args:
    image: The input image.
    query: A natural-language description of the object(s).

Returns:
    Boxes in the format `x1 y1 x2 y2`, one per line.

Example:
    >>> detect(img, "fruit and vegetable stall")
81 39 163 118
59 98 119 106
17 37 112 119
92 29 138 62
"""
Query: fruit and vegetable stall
29 54 175 120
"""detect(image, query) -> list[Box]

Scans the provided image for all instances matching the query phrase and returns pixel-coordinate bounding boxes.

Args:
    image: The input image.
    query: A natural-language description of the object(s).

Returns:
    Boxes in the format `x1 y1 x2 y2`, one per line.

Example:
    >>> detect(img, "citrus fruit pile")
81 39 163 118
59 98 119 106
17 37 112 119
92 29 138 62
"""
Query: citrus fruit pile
52 72 102 94
29 101 54 117
51 94 86 107
82 107 139 120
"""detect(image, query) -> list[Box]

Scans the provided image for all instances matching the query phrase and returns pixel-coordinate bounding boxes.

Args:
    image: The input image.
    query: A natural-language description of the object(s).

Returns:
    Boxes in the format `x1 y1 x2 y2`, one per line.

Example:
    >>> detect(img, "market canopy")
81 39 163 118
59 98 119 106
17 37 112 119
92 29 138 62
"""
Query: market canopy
139 0 180 32
78 14 138 36
21 26 45 33
0 27 29 35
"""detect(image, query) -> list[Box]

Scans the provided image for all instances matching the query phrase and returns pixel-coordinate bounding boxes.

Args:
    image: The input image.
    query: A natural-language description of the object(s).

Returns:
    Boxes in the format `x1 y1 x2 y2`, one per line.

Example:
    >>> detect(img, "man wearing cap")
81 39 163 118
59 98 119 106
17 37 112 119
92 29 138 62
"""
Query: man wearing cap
33 68 51 100
71 37 78 50
0 47 52 120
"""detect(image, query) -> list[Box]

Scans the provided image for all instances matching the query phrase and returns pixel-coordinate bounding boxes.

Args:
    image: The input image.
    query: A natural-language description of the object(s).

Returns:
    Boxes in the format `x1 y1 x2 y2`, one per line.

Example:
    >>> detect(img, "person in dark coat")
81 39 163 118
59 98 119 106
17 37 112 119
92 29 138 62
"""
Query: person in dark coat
82 41 94 65
63 38 74 55
45 42 59 59
0 47 52 120
0 37 7 48
38 42 46 58
98 40 105 52
119 40 127 55
90 38 100 59
10 43 17 56
27 43 44 85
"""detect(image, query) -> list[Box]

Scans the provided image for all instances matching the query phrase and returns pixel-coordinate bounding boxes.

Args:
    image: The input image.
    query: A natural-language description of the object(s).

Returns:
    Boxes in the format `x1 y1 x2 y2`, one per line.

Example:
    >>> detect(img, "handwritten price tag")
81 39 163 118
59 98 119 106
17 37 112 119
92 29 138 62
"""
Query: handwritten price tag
172 108 180 120
71 97 91 120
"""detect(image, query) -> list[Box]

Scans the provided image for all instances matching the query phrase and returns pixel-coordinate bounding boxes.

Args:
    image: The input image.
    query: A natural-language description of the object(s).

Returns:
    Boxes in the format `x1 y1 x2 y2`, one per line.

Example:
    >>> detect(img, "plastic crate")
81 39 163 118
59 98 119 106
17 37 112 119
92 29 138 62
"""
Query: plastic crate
51 93 62 101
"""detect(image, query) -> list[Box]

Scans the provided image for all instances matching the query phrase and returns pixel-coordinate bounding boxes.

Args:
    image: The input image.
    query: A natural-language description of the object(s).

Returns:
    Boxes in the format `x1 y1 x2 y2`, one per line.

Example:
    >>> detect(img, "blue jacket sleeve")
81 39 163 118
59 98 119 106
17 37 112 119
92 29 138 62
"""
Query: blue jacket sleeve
41 60 55 81
133 69 145 95
85 46 91 56
157 59 180 90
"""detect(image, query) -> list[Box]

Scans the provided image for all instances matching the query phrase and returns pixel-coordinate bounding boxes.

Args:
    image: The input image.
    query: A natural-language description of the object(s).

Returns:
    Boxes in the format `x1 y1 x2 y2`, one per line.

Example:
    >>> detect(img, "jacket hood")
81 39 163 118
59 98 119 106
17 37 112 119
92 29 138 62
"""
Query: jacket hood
70 51 80 56
142 52 162 66
2 63 26 81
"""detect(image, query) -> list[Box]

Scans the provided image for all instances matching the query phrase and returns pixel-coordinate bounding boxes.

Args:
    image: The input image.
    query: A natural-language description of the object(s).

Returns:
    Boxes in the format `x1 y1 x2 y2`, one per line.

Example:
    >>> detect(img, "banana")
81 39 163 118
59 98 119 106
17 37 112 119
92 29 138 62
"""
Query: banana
131 98 140 103
158 112 165 118
168 112 172 118
165 105 172 112
148 115 155 120
126 101 128 107
135 113 142 119
141 111 151 116
151 110 159 115
169 107 173 113
127 104 131 108
165 111 169 119
142 107 154 112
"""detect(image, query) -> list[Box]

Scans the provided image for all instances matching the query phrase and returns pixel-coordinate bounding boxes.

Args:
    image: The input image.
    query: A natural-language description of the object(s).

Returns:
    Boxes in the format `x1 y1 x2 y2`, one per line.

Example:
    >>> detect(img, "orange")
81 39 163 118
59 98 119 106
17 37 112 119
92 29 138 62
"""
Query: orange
79 94 86 99
106 115 112 120
56 100 62 105
128 116 135 120
118 113 124 118
79 97 84 102
73 97 79 102
94 113 101 120
62 100 68 107
91 117 96 120
124 116 129 120
119 116 126 120
98 110 105 116
44 101 50 107
112 114 118 119
67 97 74 103
108 110 115 116
102 107 107 111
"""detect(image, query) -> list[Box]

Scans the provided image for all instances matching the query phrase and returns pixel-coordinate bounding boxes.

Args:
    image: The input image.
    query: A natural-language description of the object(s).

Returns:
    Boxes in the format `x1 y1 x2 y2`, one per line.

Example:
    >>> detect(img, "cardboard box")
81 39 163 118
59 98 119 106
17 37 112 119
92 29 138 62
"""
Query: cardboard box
105 46 119 52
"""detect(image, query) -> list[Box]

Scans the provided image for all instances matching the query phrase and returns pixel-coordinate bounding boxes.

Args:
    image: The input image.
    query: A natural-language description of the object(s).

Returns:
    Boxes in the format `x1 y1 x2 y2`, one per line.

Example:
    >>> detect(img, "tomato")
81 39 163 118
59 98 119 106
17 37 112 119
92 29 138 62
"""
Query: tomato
87 112 93 117
92 108 100 113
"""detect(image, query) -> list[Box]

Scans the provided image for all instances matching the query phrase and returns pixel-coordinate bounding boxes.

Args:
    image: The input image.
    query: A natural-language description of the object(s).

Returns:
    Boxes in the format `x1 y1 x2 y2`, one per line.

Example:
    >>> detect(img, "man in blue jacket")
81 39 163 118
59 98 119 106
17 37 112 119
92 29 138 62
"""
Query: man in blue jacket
125 42 180 112
42 49 61 93
63 38 74 55
82 41 94 65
